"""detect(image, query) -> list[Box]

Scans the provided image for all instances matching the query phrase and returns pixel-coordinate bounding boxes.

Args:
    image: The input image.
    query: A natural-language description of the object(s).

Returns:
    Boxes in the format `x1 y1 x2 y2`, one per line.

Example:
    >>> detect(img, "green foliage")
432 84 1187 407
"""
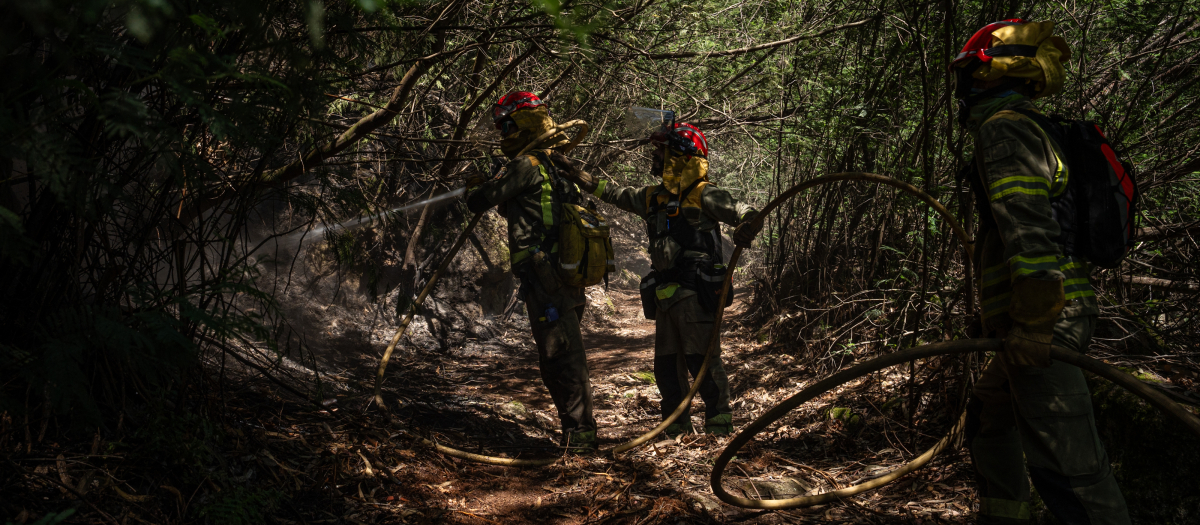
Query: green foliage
4 510 75 525
28 305 195 422
0 205 34 265
0 0 1195 518
327 229 361 267
632 370 656 384
0 0 366 422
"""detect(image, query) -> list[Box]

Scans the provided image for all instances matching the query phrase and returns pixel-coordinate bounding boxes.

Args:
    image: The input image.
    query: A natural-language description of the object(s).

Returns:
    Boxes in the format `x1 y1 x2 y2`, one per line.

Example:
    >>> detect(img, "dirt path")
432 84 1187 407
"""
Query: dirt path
270 285 977 524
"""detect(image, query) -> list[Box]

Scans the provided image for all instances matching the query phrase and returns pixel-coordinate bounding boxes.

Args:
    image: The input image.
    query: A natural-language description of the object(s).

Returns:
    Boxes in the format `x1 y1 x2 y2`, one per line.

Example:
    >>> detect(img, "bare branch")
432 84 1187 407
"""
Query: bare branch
642 16 876 59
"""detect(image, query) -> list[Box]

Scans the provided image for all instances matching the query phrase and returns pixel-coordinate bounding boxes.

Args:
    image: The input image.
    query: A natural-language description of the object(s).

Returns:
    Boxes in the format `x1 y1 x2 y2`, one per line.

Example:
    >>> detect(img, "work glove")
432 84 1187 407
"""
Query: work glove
467 156 508 191
549 152 599 194
1003 322 1055 367
1009 275 1066 326
732 218 763 248
465 172 490 190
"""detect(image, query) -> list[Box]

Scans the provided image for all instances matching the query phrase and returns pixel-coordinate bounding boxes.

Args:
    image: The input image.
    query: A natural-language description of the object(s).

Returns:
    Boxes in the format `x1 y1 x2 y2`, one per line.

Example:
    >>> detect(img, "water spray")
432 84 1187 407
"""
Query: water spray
267 188 466 253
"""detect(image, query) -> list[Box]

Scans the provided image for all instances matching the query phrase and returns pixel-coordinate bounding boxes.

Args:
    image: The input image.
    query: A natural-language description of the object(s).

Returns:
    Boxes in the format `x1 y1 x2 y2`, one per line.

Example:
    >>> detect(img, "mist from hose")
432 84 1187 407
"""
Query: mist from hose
268 187 465 252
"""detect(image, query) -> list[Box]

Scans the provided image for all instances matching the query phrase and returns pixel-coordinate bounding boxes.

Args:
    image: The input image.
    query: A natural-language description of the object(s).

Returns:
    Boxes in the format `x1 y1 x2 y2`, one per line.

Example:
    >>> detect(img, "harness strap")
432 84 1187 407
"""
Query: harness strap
511 151 580 265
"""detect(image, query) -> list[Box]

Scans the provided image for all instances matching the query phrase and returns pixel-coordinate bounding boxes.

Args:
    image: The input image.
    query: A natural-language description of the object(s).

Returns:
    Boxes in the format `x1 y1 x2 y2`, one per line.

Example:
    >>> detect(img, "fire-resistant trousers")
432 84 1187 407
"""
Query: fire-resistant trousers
968 314 1129 524
519 273 596 444
652 294 731 426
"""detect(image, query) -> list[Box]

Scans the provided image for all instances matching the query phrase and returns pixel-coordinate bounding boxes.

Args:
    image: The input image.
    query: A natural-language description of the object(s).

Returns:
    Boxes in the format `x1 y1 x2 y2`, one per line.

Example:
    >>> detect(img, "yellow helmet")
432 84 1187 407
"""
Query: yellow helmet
950 19 1072 100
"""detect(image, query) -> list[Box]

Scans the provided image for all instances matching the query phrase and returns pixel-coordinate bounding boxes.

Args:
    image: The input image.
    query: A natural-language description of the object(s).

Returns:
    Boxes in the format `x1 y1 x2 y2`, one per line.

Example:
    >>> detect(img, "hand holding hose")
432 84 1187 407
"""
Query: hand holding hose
733 215 763 247
465 172 491 190
550 152 599 194
1003 277 1065 367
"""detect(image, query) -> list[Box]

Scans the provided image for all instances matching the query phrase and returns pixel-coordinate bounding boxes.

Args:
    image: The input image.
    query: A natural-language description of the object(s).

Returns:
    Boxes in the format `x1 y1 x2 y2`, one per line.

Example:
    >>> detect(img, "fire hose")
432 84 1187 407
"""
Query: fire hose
709 338 1200 509
370 125 1200 487
708 178 1200 509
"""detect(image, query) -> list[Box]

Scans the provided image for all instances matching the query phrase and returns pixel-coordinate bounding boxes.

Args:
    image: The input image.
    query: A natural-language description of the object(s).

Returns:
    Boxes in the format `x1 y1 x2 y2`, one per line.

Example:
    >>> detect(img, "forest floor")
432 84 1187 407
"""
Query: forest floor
10 278 1200 524
2 285 985 525
204 287 983 525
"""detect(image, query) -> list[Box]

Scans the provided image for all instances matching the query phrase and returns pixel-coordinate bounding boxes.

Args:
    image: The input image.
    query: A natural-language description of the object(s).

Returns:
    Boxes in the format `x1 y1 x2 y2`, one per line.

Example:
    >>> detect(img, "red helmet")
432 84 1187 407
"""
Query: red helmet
650 122 709 157
492 92 544 128
949 19 1039 70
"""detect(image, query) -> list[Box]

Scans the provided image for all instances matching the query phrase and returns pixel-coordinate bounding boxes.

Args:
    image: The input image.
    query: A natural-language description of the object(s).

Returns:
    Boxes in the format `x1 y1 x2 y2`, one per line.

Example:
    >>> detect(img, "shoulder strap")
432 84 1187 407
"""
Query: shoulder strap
678 179 704 204
530 151 562 248
647 185 671 213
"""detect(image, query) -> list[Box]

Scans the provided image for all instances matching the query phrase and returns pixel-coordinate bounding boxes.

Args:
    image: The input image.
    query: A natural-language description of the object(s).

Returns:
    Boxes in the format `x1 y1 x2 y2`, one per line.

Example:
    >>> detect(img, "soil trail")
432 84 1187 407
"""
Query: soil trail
387 286 757 523
260 278 977 524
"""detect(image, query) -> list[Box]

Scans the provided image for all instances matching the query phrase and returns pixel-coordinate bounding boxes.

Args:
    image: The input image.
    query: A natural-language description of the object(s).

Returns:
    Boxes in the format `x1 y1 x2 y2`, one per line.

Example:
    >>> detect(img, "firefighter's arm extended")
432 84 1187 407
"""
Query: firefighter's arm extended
548 152 651 212
700 186 760 247
574 173 647 217
978 113 1067 366
466 156 539 214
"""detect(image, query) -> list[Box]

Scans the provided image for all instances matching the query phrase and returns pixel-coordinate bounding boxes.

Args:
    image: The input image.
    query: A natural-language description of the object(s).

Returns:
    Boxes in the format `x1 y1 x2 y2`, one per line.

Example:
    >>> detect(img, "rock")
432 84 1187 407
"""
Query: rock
496 400 528 420
689 493 723 514
736 477 813 499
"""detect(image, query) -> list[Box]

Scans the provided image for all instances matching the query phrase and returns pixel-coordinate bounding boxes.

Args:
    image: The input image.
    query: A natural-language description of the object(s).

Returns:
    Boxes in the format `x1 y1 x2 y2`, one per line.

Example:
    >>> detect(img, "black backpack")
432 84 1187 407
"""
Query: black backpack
961 110 1139 268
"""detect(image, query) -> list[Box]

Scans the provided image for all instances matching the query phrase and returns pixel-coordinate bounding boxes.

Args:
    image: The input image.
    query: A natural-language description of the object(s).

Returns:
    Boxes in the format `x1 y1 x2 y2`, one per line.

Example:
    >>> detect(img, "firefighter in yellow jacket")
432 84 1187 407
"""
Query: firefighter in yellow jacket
951 20 1130 524
554 122 761 436
465 92 597 452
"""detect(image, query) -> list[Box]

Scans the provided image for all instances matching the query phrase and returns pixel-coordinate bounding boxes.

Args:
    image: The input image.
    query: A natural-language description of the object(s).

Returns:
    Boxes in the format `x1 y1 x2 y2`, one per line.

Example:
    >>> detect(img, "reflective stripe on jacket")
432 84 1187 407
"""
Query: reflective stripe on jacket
974 100 1099 330
471 151 582 265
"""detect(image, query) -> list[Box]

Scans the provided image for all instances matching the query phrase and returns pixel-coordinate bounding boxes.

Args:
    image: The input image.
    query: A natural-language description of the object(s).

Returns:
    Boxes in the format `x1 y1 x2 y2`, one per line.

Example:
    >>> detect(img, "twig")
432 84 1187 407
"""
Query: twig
643 16 877 59
4 458 121 525
735 463 765 500
324 93 392 113
455 510 501 524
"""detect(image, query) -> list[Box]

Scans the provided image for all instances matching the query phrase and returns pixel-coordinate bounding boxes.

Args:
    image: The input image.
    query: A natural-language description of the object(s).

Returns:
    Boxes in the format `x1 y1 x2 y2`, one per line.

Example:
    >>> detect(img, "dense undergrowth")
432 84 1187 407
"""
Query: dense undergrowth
1 0 1197 522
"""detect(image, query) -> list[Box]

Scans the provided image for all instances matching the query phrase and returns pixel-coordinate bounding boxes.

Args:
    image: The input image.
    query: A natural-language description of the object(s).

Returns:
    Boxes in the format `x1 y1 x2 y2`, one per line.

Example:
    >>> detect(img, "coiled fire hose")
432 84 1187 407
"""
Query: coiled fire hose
707 178 1200 509
709 339 1200 509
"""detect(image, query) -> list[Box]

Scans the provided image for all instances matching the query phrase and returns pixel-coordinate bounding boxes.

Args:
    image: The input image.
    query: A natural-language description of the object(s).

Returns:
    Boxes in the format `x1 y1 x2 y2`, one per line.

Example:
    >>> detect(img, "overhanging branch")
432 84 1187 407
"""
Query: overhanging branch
642 16 876 59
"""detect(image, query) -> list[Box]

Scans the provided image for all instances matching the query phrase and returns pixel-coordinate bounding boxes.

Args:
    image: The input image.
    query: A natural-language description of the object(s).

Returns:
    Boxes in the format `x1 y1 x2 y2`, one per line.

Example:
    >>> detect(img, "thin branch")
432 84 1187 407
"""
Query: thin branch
642 16 876 59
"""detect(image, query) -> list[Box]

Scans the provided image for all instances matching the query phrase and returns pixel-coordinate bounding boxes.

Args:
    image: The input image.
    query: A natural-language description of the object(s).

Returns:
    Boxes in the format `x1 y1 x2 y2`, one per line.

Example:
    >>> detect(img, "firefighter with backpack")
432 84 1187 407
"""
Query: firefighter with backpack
952 20 1135 524
466 92 616 453
554 121 762 437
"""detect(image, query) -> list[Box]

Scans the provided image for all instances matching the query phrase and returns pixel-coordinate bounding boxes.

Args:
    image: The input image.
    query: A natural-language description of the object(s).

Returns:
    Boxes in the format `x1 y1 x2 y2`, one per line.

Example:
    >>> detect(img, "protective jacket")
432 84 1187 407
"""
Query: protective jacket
971 98 1099 334
594 180 757 314
468 150 586 309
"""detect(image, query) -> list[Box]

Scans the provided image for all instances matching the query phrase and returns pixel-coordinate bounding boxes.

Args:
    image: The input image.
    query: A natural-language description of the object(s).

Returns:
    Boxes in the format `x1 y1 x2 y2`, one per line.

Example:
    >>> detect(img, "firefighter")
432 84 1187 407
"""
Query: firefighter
552 122 761 436
465 92 597 452
951 20 1130 524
